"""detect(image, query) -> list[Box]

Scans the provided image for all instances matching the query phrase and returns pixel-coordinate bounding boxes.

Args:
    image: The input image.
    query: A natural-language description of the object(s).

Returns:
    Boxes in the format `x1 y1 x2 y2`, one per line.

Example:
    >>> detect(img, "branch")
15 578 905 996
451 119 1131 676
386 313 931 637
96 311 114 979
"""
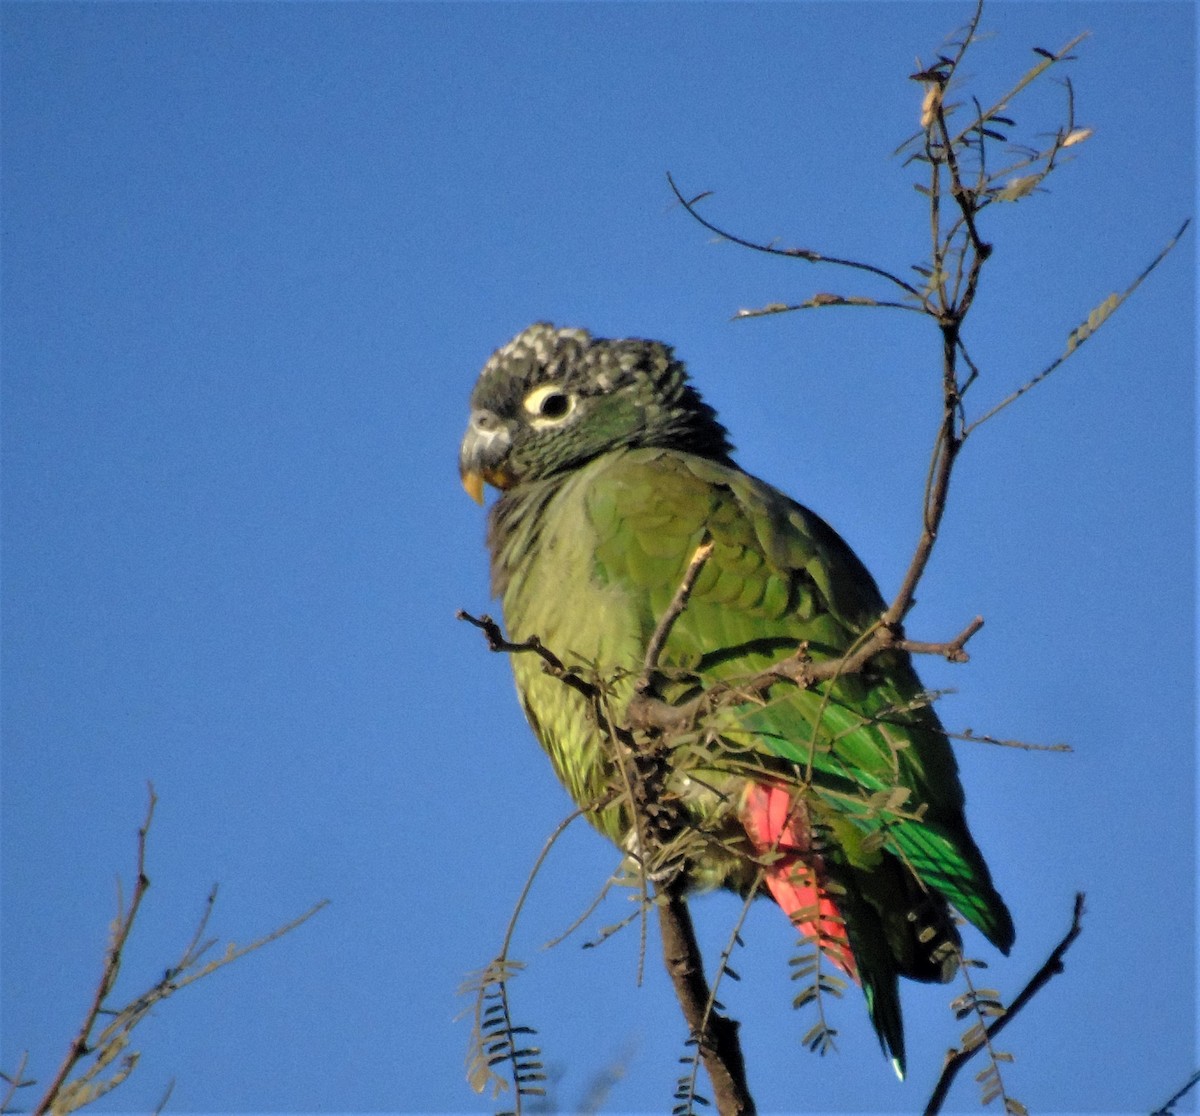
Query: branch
462 563 757 1115
33 785 158 1115
0 1052 33 1114
656 880 756 1116
638 538 714 690
923 892 1086 1115
462 807 590 1104
950 32 1090 151
947 727 1072 754
895 614 983 662
1152 1068 1200 1115
734 295 922 320
964 218 1192 434
31 786 328 1115
628 612 986 737
457 609 599 703
666 172 925 302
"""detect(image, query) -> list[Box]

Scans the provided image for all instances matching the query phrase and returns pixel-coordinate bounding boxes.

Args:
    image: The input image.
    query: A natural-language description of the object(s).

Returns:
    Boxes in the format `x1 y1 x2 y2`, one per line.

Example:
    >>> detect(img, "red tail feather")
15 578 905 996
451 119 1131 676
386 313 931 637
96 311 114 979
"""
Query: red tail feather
740 784 858 979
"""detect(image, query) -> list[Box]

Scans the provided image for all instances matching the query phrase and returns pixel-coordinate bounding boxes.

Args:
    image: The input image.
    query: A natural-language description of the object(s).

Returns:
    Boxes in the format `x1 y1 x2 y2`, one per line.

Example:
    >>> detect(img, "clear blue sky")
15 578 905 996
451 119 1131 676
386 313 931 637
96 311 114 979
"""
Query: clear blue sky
2 3 1194 1113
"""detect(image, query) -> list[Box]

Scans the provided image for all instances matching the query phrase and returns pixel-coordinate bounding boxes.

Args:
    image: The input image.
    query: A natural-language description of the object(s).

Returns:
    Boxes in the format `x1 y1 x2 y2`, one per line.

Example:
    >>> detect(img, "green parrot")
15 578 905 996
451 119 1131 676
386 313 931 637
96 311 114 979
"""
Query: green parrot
459 323 1014 1077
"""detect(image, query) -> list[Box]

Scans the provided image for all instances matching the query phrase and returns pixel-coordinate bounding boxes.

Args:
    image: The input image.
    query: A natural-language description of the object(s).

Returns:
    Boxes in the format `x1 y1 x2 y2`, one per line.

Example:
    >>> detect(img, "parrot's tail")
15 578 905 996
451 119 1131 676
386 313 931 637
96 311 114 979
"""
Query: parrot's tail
739 781 910 1076
740 783 857 978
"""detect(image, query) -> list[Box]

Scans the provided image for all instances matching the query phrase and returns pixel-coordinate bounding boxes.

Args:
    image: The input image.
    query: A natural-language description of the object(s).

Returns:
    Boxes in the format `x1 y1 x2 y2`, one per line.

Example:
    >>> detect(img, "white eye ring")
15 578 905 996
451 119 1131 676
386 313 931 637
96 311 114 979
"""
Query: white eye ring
523 384 577 427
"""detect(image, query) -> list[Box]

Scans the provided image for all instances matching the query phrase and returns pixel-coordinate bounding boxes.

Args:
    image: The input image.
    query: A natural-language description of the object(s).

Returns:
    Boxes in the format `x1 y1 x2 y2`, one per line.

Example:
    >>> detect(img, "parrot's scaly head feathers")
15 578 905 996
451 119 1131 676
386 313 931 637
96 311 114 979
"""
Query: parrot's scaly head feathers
460 323 733 500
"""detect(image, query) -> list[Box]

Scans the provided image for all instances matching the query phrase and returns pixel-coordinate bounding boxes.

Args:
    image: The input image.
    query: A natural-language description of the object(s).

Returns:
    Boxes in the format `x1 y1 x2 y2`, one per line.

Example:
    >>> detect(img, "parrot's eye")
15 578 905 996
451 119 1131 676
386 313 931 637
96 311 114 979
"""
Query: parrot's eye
523 384 577 427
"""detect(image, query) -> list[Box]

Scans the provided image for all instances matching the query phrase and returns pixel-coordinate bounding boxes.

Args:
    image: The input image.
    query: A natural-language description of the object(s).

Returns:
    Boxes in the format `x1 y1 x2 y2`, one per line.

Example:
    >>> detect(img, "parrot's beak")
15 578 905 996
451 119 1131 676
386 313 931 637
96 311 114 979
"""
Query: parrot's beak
459 412 514 503
461 469 485 504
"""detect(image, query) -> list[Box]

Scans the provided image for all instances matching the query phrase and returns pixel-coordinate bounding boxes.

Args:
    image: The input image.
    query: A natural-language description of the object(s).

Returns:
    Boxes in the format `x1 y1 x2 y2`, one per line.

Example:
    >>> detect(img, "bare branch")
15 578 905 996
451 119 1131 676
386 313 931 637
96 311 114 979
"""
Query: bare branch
733 296 922 319
457 609 598 702
950 32 1090 150
638 537 714 689
964 218 1192 434
924 893 1086 1115
543 873 620 950
627 609 987 739
656 880 756 1116
896 615 984 662
461 806 590 1104
502 809 591 961
1152 1068 1200 1115
458 10 1172 1110
0 1051 33 1114
666 172 926 302
947 728 1072 754
33 785 158 1115
31 786 328 1116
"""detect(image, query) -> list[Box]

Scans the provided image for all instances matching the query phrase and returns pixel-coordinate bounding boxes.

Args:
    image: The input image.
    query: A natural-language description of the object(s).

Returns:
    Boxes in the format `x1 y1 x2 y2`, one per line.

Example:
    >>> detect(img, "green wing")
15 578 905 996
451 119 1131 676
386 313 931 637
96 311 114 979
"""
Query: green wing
494 444 1013 1073
583 447 1014 953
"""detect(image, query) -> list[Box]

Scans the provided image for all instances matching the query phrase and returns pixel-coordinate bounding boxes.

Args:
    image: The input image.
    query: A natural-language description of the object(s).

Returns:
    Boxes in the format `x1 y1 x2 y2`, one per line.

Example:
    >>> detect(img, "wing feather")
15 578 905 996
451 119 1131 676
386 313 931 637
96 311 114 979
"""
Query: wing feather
584 448 1014 952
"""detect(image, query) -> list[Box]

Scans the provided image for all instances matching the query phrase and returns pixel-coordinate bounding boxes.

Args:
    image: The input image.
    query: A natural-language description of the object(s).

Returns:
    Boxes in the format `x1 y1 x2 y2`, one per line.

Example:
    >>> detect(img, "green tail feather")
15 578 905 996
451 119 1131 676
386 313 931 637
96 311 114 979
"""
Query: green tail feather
861 962 906 1078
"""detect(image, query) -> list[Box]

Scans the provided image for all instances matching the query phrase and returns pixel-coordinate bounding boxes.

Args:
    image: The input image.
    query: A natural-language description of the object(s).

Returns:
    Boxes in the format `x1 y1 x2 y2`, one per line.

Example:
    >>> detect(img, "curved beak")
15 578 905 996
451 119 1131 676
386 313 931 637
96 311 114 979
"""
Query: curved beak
461 467 486 505
459 411 515 504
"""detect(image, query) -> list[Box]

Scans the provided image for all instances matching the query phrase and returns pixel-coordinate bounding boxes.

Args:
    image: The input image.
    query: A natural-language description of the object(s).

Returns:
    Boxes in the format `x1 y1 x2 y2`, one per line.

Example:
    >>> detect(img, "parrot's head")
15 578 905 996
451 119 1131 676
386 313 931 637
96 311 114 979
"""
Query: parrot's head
459 323 733 502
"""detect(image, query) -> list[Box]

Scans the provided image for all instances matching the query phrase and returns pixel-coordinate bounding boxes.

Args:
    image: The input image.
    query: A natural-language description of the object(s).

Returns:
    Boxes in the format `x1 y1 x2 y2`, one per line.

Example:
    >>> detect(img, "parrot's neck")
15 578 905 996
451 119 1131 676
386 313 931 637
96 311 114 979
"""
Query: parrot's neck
486 474 563 600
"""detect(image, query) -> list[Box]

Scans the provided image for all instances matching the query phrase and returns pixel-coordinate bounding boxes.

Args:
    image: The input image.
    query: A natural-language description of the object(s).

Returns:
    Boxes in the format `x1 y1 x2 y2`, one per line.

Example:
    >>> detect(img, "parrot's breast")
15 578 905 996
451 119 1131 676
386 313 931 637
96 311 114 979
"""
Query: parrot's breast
487 457 752 889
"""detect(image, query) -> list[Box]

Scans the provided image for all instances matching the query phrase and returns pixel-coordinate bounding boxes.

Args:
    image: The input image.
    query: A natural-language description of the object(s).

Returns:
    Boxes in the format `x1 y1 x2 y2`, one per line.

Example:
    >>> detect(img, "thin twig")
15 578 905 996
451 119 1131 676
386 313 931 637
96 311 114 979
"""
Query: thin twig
33 785 158 1116
504 808 590 962
151 1077 176 1116
964 218 1192 434
596 690 655 986
897 616 984 662
457 610 598 702
638 538 714 689
0 1051 32 1114
924 892 1086 1114
666 173 925 301
946 728 1072 753
1152 1068 1200 1115
949 32 1090 150
32 785 328 1116
733 297 922 320
462 806 590 1105
542 873 619 950
626 610 987 738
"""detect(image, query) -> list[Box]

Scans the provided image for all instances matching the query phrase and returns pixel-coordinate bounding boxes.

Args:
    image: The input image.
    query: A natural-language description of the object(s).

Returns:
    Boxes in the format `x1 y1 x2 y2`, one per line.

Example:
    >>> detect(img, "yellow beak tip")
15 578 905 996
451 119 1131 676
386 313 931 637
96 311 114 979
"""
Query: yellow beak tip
462 471 485 504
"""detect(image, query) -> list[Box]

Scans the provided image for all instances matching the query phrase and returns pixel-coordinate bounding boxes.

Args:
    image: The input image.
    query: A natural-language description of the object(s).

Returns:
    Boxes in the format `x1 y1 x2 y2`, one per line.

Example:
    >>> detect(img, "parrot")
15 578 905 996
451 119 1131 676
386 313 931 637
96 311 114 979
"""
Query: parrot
459 322 1014 1078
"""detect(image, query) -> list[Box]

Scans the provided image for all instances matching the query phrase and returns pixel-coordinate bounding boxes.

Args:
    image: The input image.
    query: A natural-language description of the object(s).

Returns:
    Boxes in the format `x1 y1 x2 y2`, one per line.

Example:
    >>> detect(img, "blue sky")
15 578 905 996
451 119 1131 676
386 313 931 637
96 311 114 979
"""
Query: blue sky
2 3 1195 1113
